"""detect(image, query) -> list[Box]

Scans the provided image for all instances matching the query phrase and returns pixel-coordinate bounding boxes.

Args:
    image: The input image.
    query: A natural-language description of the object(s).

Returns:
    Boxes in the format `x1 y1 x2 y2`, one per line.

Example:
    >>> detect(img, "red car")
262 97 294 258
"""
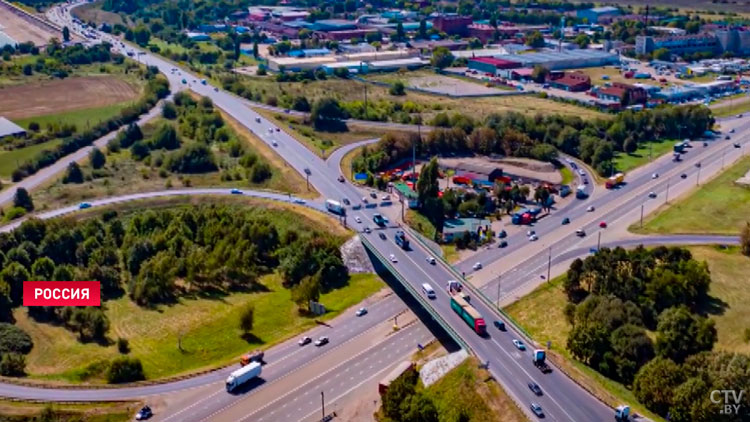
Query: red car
599 221 607 228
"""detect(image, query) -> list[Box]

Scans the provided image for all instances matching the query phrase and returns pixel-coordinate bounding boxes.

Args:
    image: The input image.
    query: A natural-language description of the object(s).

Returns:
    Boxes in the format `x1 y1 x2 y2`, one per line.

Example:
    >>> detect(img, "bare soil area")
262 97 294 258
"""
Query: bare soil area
0 75 140 119
0 2 59 46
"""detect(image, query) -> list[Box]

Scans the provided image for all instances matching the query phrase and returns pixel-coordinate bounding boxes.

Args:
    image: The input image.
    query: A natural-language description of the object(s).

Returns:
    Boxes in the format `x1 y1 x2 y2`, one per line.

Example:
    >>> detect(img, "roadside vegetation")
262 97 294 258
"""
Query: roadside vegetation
376 357 527 422
0 400 135 422
635 156 750 234
507 245 750 422
0 201 383 382
30 92 308 211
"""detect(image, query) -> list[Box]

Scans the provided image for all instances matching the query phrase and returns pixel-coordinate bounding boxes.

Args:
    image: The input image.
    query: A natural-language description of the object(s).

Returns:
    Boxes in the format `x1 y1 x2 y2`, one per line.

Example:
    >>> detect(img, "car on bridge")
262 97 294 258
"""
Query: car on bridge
355 216 361 223
599 221 607 228
379 232 387 240
389 254 398 263
493 320 506 331
576 229 586 237
648 191 657 198
364 227 371 234
426 256 436 265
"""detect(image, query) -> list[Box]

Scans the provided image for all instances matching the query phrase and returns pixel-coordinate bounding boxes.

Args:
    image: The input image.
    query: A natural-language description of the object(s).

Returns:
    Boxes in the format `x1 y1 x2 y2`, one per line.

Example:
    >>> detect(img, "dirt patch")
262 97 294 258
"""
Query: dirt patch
406 74 511 96
72 1 126 26
0 76 141 119
0 2 60 46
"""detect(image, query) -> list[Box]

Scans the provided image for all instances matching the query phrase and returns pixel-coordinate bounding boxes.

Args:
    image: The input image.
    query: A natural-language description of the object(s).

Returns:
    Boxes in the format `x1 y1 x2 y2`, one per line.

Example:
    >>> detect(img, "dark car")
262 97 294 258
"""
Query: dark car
342 198 350 205
561 217 570 225
494 320 506 330
725 135 731 140
528 382 543 396
370 192 378 199
498 230 507 239
304 168 311 175
681 173 688 179
135 406 153 420
498 240 508 248
735 143 742 148
379 232 387 240
337 175 345 183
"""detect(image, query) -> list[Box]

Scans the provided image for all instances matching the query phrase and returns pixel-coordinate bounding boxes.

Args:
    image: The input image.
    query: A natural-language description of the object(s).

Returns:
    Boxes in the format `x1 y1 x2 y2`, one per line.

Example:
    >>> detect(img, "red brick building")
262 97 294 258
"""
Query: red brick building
595 82 647 105
547 71 591 92
433 15 473 36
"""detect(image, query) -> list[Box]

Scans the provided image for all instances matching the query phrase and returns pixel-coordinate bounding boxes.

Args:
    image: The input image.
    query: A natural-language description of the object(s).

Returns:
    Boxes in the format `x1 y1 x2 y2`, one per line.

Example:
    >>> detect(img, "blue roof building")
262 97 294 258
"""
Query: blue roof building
311 19 358 32
288 48 331 57
577 6 620 24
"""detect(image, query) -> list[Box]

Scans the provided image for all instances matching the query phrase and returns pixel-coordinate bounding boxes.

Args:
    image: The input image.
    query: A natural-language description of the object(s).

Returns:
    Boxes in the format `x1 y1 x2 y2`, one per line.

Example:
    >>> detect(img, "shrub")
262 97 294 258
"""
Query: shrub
106 357 145 383
4 207 27 221
0 323 33 354
117 337 130 354
0 353 26 376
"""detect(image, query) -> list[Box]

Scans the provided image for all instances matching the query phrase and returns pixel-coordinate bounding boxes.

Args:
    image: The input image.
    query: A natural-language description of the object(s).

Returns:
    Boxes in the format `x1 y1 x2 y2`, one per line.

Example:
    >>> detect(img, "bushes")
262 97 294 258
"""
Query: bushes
0 323 33 354
106 357 145 384
0 353 26 377
165 143 217 173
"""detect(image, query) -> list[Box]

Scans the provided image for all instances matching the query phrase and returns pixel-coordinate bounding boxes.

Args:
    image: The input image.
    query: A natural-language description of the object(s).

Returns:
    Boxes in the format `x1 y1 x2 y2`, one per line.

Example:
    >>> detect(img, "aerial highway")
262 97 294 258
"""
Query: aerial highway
13 3 748 421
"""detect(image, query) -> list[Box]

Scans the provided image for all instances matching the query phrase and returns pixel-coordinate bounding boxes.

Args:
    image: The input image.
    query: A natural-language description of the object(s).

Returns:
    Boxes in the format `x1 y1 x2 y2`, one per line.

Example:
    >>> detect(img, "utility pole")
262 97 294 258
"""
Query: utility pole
696 164 701 186
306 173 310 191
597 231 601 250
321 391 325 420
665 180 670 204
722 151 726 169
363 75 368 117
496 274 501 307
546 246 551 283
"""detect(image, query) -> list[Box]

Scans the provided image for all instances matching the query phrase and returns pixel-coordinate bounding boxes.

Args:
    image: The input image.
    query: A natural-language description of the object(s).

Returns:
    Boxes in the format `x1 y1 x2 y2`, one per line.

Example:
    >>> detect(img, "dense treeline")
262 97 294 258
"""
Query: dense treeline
12 67 170 182
562 246 749 421
354 104 713 176
380 367 438 422
0 205 348 377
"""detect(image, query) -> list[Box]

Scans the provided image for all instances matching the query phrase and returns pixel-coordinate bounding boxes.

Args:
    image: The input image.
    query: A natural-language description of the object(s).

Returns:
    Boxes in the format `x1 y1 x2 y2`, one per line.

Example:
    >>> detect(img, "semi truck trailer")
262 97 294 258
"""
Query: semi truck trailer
226 361 261 392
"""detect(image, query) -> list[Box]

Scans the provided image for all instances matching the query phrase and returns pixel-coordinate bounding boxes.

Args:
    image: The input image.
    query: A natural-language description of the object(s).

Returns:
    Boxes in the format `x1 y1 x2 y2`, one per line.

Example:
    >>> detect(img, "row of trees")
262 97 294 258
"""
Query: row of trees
560 246 750 421
353 104 713 176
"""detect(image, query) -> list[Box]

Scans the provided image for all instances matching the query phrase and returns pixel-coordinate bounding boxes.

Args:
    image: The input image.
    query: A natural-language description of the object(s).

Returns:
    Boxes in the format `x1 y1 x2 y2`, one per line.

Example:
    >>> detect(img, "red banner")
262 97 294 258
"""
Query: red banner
23 281 101 306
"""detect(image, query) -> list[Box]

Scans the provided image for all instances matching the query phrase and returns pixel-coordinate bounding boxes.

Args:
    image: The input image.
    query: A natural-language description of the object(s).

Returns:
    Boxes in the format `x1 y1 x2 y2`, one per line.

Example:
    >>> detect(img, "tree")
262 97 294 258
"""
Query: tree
685 21 700 34
525 31 545 48
655 306 716 363
150 124 181 150
633 357 684 416
395 22 405 42
0 353 26 377
430 47 454 69
291 96 310 112
574 33 590 48
22 64 32 76
239 303 254 333
133 25 151 46
162 101 177 119
63 162 84 184
418 19 427 39
653 48 671 61
252 41 259 58
291 275 320 310
416 156 440 205
0 323 33 354
389 80 406 96
62 26 70 42
382 367 418 420
89 147 106 169
741 222 750 257
311 98 346 131
13 188 33 211
531 65 550 83
107 357 145 383
401 393 438 422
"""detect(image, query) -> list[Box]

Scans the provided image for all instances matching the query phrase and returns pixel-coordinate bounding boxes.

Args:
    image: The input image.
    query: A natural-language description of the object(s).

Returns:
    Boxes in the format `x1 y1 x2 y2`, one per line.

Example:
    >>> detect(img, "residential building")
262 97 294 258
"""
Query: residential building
547 71 591 92
576 6 620 24
433 15 473 36
442 218 492 243
0 117 26 140
635 34 720 56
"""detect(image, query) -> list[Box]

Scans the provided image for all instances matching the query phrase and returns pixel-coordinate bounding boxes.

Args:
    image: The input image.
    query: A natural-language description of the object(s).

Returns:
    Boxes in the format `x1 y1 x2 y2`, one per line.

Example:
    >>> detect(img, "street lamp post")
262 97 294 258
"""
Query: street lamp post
547 246 551 283
496 274 501 307
640 204 644 227
597 231 601 250
665 180 670 204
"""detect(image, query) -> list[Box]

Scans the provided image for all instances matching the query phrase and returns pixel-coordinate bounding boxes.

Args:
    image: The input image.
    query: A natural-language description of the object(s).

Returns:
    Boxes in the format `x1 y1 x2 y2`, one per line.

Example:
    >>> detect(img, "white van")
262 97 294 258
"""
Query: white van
422 283 436 299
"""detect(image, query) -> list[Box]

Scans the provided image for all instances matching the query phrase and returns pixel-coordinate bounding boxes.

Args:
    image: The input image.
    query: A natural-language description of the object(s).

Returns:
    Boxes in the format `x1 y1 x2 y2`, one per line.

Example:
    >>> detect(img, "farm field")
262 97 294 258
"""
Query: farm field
368 70 514 96
633 156 750 234
0 75 141 120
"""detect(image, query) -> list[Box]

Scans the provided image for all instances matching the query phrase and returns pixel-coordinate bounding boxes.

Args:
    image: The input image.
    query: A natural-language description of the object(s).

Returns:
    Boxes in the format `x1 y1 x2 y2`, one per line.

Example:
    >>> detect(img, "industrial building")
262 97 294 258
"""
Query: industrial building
594 82 647 105
432 15 473 36
0 117 26 140
547 71 591 92
467 24 548 43
576 6 621 24
467 57 520 74
268 49 418 72
495 49 619 71
452 47 509 59
715 29 750 56
635 34 720 56
0 30 16 48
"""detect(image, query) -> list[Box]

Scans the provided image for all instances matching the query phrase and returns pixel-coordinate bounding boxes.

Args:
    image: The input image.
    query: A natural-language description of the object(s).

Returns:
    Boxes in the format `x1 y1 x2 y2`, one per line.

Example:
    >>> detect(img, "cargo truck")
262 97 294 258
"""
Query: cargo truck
394 230 410 250
532 349 551 373
240 350 264 366
325 199 345 216
450 295 486 335
605 172 624 189
226 361 261 392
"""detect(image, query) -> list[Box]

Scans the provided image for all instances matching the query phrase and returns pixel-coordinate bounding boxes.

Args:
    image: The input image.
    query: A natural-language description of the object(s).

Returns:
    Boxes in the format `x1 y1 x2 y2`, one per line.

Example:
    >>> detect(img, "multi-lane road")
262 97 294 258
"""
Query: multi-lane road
5 3 747 421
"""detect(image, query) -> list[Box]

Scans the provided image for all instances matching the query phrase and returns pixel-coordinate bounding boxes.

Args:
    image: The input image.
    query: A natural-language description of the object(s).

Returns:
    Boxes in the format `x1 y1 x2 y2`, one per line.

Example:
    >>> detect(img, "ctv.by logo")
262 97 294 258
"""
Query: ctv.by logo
710 389 744 415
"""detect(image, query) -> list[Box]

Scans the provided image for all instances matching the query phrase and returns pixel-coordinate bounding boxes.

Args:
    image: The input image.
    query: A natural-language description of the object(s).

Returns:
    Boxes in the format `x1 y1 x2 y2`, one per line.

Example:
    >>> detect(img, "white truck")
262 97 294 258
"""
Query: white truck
325 199 345 216
226 361 261 392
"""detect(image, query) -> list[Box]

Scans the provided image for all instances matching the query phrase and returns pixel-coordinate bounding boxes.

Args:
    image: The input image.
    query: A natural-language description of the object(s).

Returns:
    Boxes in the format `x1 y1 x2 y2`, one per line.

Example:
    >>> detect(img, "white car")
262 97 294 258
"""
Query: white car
355 307 368 317
426 256 436 265
528 234 538 241
587 205 595 212
354 216 361 223
381 194 390 200
298 336 311 346
652 173 659 179
648 191 657 198
293 198 306 204
512 339 526 351
578 169 585 176
389 254 398 263
472 262 482 270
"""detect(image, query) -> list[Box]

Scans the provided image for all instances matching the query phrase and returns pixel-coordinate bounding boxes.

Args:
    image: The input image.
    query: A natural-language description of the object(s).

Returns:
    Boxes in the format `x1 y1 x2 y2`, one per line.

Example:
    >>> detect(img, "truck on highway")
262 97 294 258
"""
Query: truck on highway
226 361 261 392
575 185 588 199
605 172 625 189
450 294 486 335
532 349 551 373
373 213 387 227
240 350 264 366
325 199 345 216
394 230 410 250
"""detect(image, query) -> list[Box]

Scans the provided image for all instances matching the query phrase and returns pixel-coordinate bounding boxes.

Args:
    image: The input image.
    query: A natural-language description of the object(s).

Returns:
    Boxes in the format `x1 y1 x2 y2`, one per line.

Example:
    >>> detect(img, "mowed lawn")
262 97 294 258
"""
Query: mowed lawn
13 102 136 132
634 156 750 234
0 139 63 179
613 139 676 174
15 273 383 382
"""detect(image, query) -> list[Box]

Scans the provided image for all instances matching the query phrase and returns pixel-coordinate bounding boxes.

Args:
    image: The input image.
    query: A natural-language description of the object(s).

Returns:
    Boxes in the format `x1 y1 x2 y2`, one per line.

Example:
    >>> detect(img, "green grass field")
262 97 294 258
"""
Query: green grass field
424 357 528 422
13 102 135 132
633 156 750 234
0 399 135 422
0 139 63 179
560 166 574 185
16 272 383 382
712 97 750 118
613 139 676 174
